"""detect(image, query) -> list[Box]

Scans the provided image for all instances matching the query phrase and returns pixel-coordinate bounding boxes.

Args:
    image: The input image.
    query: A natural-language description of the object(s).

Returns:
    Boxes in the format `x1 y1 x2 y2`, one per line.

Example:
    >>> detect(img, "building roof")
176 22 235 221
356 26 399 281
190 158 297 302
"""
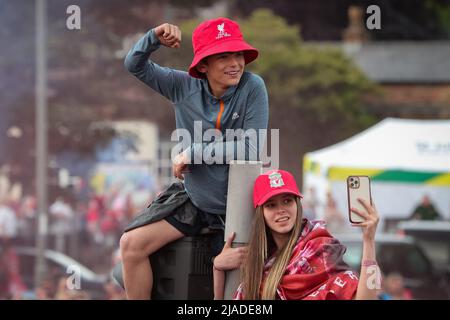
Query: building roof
309 41 450 83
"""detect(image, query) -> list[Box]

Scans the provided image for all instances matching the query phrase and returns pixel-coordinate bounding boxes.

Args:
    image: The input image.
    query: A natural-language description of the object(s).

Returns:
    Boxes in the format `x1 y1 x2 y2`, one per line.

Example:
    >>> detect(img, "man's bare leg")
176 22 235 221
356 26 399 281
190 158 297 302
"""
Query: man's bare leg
119 219 184 299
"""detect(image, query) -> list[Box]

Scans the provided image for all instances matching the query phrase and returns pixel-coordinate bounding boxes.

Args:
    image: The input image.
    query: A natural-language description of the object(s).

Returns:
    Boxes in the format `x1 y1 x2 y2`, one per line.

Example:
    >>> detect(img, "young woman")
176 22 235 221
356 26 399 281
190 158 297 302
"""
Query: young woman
213 170 381 300
120 17 268 299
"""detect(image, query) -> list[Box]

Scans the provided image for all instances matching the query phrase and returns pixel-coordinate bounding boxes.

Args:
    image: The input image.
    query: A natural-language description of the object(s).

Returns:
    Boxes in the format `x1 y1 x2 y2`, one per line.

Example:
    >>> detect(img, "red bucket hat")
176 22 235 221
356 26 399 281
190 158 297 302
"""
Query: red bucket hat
188 17 259 79
253 170 303 208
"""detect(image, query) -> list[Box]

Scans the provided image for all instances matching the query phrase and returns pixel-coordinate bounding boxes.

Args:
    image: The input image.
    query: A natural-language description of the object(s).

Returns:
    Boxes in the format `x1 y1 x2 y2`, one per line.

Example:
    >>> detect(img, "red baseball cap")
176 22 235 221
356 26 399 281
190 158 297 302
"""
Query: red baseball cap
188 17 259 79
253 170 303 208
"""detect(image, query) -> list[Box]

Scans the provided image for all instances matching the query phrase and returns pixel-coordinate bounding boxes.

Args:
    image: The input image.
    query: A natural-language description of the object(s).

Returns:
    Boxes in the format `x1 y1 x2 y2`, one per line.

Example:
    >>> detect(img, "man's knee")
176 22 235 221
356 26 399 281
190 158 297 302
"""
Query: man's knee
120 231 146 259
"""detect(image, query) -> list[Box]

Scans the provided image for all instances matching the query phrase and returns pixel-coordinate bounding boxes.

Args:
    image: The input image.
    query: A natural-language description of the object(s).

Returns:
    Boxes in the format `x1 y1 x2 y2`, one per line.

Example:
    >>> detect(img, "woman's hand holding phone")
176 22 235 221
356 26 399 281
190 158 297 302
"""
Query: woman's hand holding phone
347 176 379 241
350 199 379 242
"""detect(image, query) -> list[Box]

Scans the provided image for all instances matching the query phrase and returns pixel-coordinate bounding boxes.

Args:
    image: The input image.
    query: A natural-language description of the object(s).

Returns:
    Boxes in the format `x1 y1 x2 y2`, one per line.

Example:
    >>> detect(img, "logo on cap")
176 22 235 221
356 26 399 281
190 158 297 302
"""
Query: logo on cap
216 23 231 39
269 172 284 188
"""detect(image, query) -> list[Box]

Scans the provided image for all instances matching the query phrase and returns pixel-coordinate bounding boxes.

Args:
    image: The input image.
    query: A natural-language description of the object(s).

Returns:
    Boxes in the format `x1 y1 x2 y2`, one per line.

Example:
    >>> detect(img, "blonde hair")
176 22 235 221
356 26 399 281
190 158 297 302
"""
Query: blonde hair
240 197 303 300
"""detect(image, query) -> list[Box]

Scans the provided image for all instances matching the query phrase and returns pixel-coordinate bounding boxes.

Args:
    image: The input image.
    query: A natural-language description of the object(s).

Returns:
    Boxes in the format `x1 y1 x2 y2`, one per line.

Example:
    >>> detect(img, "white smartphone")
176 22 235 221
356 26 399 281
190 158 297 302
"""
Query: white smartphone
347 175 372 224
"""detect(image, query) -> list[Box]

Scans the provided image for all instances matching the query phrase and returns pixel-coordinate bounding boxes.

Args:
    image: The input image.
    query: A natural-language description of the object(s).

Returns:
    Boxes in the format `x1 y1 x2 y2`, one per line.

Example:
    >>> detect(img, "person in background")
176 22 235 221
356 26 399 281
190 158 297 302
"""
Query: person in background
301 187 318 221
0 198 18 241
410 195 441 221
379 272 413 300
49 196 74 253
323 191 347 234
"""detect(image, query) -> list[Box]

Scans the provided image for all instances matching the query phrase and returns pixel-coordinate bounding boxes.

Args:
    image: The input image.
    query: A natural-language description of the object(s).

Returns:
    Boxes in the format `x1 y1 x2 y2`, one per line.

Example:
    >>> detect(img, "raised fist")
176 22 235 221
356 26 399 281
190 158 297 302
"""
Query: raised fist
154 23 181 48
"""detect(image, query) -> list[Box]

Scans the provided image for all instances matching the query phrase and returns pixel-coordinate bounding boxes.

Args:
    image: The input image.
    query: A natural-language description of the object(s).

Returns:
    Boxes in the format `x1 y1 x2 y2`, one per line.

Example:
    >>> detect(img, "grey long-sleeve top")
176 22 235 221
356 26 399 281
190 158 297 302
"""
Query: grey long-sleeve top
124 29 268 214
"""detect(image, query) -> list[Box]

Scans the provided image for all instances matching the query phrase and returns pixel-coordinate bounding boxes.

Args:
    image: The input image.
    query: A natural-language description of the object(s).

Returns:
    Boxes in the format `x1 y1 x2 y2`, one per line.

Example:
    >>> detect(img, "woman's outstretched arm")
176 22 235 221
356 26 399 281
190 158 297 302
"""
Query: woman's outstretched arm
351 199 381 300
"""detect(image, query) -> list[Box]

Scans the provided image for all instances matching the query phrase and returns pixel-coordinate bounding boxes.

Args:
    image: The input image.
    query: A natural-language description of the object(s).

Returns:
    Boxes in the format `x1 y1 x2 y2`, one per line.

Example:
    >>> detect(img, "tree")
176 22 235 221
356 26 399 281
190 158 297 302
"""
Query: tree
240 10 377 124
234 0 450 40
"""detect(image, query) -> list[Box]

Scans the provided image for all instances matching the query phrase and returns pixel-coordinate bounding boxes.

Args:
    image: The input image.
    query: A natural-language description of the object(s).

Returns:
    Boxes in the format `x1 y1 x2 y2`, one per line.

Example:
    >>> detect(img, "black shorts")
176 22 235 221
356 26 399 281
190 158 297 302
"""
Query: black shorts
124 182 226 254
165 201 225 237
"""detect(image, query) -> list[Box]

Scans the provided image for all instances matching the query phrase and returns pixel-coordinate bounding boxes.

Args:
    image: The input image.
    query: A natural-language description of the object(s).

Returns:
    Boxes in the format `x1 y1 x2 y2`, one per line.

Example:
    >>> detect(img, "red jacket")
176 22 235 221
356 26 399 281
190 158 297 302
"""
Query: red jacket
235 219 359 300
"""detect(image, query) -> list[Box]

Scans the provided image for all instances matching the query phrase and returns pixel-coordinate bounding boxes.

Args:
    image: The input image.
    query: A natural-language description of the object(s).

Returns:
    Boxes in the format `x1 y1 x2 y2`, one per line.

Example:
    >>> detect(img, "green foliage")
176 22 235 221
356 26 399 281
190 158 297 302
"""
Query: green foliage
426 0 450 37
240 9 377 126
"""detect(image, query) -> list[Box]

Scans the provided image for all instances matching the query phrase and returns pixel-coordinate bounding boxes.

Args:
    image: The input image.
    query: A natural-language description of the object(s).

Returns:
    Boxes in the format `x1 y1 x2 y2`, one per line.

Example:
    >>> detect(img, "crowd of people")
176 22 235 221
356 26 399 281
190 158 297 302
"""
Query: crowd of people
0 188 155 299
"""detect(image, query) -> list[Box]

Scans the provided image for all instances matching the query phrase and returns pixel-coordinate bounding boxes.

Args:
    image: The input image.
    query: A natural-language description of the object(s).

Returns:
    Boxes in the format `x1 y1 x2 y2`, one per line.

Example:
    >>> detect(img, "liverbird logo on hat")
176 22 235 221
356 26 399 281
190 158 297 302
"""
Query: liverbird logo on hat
216 22 231 39
269 172 285 188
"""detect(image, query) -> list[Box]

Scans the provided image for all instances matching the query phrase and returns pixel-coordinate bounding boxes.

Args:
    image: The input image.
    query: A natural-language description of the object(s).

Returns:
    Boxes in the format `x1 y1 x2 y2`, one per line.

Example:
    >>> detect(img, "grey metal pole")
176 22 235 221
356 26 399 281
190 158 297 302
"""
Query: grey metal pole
224 160 262 299
34 0 48 289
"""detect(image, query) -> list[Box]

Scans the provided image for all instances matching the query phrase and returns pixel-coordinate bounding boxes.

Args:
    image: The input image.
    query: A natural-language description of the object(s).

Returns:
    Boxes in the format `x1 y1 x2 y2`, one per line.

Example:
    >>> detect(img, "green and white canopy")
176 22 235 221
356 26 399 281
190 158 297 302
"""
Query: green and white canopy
303 118 450 222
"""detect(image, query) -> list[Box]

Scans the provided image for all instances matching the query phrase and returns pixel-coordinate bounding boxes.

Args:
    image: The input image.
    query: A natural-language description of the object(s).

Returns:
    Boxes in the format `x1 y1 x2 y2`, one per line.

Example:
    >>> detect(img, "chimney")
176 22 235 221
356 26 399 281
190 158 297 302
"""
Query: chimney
342 6 370 43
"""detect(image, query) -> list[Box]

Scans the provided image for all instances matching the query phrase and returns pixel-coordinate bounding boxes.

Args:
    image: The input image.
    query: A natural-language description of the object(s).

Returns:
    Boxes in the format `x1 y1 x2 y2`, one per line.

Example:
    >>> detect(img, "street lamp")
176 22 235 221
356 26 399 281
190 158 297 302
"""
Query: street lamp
34 0 49 289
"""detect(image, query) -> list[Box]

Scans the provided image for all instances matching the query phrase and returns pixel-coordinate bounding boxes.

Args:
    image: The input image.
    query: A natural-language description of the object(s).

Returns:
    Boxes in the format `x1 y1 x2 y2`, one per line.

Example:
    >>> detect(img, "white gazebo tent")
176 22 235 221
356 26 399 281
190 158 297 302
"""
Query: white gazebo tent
303 118 450 229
